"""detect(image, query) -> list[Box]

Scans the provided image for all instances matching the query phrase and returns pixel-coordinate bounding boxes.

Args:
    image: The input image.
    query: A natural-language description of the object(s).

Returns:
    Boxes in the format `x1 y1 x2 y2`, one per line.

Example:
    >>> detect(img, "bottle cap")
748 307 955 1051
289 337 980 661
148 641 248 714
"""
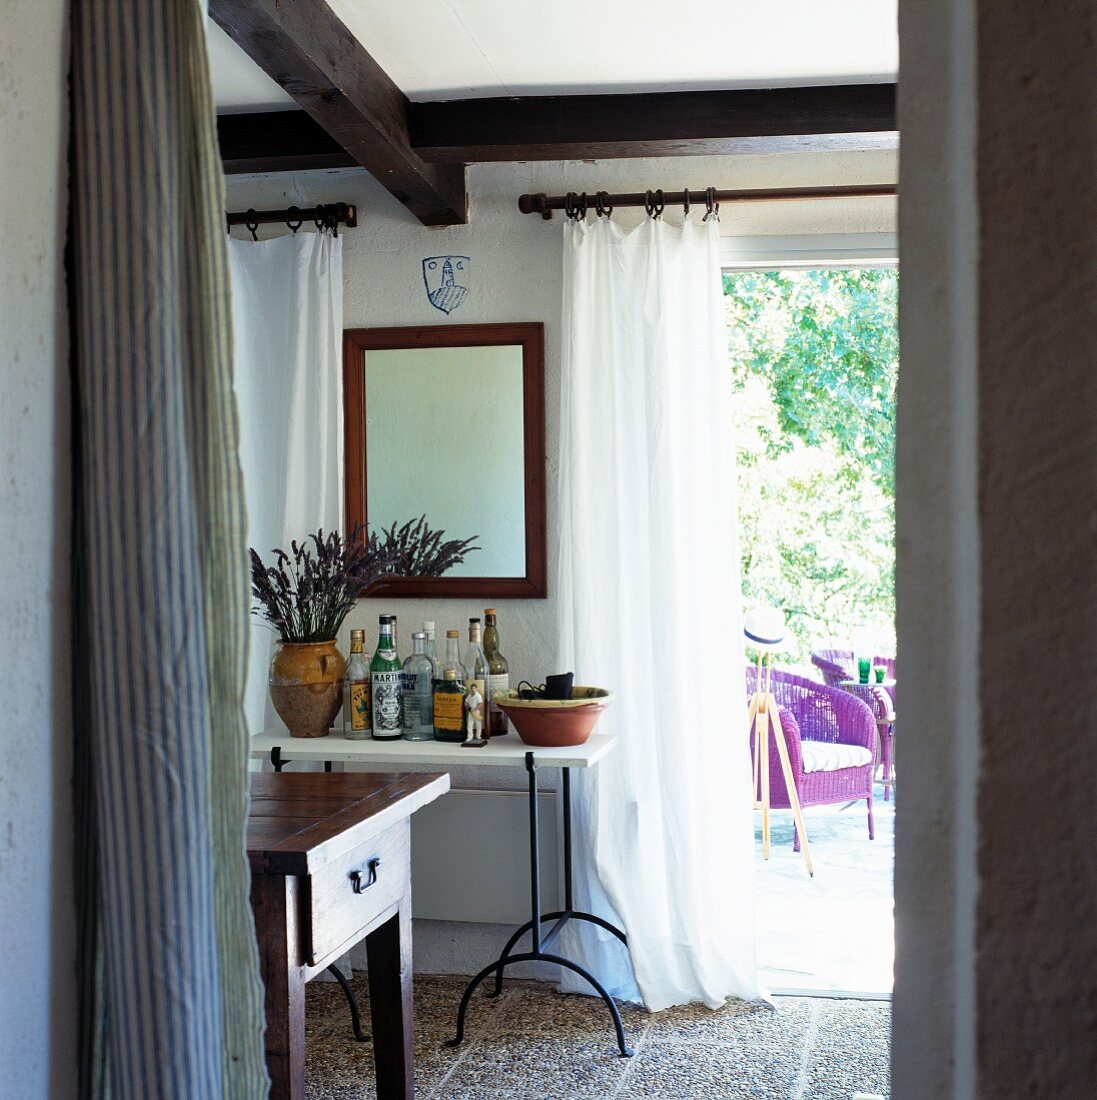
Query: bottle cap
469 617 481 624
484 608 496 616
446 629 459 638
444 668 458 680
412 631 426 640
351 628 365 640
423 620 435 632
379 614 393 623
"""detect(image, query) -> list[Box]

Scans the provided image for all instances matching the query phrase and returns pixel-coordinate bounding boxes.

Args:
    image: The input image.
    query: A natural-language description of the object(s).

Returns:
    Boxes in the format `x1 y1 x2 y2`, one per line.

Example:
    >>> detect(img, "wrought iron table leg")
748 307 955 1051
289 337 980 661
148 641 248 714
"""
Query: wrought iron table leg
454 754 631 1056
327 964 370 1042
489 910 628 997
447 952 633 1057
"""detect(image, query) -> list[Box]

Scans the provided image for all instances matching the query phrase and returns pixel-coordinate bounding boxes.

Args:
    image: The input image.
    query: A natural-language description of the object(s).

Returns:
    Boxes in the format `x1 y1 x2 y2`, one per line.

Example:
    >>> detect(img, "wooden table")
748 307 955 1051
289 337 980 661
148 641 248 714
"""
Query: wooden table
248 770 449 1100
250 732 633 1057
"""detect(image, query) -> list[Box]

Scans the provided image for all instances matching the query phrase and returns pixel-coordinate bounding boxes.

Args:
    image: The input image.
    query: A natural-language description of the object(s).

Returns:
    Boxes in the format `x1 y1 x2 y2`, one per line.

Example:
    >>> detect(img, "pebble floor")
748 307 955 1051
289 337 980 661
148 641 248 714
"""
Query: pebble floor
304 974 890 1100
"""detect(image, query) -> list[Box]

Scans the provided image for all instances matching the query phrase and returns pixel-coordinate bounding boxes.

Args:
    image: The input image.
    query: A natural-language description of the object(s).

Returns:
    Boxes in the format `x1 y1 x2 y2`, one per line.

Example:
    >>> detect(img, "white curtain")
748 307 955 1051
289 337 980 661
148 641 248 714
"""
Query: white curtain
557 214 762 1010
229 230 344 733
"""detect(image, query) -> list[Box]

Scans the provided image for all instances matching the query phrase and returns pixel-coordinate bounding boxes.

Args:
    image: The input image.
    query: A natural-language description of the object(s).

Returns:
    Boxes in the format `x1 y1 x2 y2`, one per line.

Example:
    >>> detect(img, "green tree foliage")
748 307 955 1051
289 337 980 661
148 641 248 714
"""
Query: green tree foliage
725 268 898 668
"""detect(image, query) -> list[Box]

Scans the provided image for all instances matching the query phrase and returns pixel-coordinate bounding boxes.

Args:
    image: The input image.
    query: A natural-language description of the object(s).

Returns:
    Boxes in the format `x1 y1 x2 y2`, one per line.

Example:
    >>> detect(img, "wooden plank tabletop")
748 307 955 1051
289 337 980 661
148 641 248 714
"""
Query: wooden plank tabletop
248 771 450 876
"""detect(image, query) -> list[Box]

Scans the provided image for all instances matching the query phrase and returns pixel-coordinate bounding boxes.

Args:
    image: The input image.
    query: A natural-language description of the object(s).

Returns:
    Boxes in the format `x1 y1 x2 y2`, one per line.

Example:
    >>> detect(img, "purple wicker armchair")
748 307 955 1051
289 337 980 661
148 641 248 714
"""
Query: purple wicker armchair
745 667 878 850
810 648 897 800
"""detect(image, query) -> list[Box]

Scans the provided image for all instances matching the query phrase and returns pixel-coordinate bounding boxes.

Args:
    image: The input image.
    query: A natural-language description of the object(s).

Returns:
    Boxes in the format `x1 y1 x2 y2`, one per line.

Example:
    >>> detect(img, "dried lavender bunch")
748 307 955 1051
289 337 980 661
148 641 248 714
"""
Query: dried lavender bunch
250 518 479 643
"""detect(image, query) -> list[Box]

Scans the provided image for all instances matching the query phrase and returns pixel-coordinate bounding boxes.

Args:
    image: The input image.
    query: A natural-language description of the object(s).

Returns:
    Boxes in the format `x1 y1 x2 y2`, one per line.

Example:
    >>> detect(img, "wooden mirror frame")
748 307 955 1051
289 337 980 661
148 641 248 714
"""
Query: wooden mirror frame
343 322 547 598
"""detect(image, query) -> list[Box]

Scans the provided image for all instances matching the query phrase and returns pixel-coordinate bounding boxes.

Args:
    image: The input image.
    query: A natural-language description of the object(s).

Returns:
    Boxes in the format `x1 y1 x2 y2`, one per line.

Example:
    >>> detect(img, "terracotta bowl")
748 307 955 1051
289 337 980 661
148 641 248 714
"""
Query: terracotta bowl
494 687 613 748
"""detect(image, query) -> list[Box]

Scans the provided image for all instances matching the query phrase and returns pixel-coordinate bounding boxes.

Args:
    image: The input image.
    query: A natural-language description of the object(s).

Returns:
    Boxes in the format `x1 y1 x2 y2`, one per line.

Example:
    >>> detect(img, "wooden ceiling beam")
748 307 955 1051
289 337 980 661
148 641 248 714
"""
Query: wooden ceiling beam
408 84 897 163
209 0 467 225
218 111 357 175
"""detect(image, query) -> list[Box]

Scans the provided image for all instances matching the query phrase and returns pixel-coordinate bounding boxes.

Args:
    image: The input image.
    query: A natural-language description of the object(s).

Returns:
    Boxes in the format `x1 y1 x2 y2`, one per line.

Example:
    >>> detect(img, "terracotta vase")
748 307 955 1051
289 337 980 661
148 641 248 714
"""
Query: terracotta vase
268 640 347 738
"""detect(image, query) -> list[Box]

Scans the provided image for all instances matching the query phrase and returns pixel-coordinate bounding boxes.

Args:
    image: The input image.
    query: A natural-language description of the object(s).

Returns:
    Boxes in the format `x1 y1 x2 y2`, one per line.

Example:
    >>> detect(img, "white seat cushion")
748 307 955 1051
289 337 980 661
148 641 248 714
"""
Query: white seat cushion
800 741 873 774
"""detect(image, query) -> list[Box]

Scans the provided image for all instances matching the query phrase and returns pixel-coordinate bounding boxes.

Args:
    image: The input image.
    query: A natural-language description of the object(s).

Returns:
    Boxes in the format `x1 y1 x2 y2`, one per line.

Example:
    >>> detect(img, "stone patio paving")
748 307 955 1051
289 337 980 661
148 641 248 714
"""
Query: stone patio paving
754 779 894 996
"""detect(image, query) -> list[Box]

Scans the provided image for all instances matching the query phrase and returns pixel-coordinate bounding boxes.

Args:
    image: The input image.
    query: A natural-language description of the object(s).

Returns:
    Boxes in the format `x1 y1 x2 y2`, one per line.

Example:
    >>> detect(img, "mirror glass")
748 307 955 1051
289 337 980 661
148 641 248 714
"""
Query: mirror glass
343 323 546 598
364 344 526 577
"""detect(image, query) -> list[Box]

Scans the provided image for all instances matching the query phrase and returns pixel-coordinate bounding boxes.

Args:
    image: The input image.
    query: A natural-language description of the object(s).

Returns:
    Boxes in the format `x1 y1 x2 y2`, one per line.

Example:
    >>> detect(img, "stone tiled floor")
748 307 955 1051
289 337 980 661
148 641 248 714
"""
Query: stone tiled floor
304 975 890 1100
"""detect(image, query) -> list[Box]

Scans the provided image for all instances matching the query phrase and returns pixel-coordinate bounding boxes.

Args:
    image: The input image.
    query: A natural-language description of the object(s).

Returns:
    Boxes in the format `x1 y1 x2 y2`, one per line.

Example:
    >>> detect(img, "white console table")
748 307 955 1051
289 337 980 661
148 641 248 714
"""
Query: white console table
249 730 632 1057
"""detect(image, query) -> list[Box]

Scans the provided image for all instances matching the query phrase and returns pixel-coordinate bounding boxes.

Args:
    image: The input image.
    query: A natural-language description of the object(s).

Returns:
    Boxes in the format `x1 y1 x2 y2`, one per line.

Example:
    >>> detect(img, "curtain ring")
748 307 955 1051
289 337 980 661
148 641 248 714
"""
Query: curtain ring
653 188 665 218
579 191 588 219
286 205 303 234
596 190 613 217
244 208 259 241
564 191 578 220
704 186 719 222
644 190 655 217
682 188 691 216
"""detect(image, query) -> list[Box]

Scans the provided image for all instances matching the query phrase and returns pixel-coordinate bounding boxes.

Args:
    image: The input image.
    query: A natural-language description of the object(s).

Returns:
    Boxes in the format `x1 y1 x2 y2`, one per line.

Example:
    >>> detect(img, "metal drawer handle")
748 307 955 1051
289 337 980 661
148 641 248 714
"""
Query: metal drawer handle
349 858 381 895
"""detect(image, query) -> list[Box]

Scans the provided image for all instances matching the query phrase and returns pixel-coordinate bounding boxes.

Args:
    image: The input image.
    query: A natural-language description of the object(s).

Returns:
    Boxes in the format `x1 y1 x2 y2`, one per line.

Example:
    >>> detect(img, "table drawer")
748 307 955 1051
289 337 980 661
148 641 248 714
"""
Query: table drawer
305 819 409 965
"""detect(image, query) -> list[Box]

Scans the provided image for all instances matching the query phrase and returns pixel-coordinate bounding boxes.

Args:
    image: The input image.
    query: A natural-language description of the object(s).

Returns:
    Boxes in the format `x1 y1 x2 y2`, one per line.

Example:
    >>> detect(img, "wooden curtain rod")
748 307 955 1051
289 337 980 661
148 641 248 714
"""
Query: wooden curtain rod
224 202 358 234
518 184 896 219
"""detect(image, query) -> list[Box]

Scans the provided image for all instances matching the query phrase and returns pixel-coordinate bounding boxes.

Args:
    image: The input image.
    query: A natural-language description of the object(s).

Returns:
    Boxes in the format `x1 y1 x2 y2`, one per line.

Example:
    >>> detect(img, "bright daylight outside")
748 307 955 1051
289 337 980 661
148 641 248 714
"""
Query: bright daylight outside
726 265 898 995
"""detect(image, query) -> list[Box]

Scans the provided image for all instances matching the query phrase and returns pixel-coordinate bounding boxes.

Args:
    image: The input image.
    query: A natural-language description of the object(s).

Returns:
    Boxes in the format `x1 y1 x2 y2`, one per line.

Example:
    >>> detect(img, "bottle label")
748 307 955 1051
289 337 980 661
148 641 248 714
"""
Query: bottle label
372 670 403 732
433 691 464 731
403 672 434 731
350 680 371 732
488 672 509 697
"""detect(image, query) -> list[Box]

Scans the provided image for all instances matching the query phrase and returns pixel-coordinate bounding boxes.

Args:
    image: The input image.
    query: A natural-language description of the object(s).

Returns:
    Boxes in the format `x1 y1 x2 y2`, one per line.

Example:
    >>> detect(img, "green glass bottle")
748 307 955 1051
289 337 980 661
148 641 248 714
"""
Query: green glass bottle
370 616 403 740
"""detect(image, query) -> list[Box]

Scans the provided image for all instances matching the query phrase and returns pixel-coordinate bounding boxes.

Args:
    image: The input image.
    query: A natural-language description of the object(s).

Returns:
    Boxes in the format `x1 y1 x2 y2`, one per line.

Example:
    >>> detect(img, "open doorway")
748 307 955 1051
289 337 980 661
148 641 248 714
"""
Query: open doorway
725 244 898 996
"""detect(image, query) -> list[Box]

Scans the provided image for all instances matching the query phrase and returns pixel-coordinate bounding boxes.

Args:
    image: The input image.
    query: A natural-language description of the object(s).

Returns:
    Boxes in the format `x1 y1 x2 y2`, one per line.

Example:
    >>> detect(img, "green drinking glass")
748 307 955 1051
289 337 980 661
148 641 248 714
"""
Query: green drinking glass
858 657 871 684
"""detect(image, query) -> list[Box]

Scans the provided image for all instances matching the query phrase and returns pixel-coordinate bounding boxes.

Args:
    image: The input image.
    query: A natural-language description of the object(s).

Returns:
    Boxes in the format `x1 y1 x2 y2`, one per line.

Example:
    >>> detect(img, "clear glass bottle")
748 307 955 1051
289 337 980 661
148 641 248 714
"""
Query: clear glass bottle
402 632 435 741
389 614 400 659
463 618 491 734
343 628 371 739
482 608 510 736
370 617 403 740
441 628 466 685
423 621 439 684
433 668 465 742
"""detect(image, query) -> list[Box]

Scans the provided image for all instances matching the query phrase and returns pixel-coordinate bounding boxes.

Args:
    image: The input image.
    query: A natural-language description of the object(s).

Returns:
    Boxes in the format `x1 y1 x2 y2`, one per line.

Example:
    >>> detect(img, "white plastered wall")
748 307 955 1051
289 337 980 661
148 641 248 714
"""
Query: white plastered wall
0 2 76 1097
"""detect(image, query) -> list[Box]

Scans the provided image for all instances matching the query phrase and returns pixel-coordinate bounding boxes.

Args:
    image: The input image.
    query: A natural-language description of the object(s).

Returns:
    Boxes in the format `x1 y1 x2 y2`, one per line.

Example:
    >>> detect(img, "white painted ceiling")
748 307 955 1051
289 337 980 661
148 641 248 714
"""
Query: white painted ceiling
209 1 898 111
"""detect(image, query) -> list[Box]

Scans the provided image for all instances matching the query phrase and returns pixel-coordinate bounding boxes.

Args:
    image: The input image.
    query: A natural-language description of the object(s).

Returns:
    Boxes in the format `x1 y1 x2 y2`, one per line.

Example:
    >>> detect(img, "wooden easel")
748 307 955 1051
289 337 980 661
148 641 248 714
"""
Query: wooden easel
747 648 814 877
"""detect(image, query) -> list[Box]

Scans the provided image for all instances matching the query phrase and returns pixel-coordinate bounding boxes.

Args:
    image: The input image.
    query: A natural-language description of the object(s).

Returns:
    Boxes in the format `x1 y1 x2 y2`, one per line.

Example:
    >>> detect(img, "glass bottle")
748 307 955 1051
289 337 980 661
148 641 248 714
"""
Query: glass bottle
482 608 510 736
389 614 400 659
433 668 465 742
402 632 435 741
423 621 439 684
343 628 371 739
441 629 466 686
370 616 403 740
463 618 491 735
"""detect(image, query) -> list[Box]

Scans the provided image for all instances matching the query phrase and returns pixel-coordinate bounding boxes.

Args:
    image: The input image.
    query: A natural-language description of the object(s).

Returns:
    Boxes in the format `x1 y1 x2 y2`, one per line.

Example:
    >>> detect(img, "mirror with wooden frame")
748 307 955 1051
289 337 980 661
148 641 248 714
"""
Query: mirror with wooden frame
343 322 547 598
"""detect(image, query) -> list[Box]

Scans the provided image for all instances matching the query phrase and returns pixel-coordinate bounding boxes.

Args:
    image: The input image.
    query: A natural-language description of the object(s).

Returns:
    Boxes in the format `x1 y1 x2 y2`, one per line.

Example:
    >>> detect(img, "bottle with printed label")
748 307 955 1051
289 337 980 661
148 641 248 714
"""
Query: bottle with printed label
370 616 403 740
433 668 465 742
342 628 371 739
441 629 466 686
462 618 491 734
482 608 510 736
402 631 435 741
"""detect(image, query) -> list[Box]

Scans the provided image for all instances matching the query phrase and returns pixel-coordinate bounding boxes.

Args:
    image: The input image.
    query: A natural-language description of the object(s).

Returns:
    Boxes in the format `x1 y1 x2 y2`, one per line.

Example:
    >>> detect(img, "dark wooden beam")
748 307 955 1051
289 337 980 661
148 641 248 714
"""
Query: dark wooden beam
209 0 467 225
218 111 357 175
408 84 897 163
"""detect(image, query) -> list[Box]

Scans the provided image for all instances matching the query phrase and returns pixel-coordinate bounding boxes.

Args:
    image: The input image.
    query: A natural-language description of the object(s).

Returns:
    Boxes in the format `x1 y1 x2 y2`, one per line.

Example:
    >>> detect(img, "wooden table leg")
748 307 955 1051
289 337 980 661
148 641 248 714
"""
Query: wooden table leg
366 901 414 1100
251 873 307 1100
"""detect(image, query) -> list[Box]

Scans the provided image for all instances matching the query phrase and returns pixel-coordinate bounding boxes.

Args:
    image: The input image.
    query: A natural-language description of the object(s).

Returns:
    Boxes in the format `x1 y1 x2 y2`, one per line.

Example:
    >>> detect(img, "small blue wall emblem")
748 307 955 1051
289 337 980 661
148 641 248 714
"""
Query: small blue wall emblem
422 255 469 314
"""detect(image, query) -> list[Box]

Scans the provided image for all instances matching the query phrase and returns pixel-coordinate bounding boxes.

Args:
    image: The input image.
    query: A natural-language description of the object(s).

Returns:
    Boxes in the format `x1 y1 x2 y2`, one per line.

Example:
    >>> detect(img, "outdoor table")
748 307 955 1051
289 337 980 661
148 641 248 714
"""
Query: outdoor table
838 679 896 800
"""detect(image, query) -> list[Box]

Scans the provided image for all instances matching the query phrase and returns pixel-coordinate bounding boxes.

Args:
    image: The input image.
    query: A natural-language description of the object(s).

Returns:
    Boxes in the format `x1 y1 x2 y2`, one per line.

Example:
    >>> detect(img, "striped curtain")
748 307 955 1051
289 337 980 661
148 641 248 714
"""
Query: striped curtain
70 1 268 1096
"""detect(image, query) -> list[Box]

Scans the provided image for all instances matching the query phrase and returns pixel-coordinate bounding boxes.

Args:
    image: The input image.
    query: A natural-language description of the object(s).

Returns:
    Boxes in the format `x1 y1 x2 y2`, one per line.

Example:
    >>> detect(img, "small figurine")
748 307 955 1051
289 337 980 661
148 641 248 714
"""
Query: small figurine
462 682 487 748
